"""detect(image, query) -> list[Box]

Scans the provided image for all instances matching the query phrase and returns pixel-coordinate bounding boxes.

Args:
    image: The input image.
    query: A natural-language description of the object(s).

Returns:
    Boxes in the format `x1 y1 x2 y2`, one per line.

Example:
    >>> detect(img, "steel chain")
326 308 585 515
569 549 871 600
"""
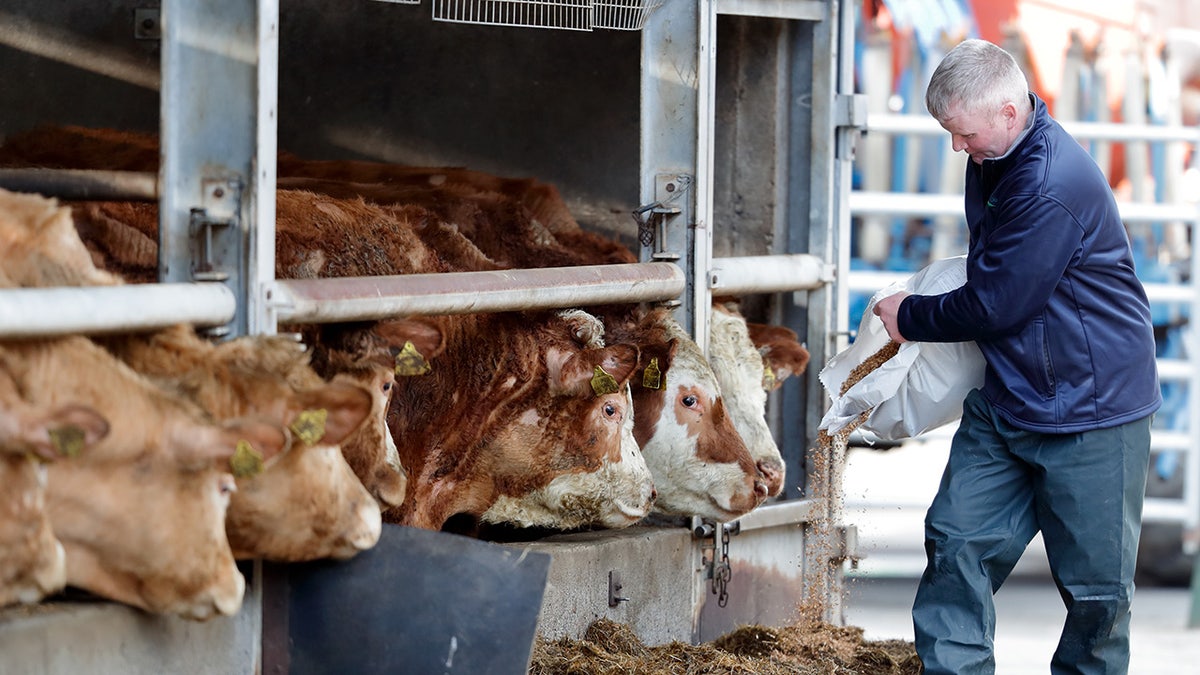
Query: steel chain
711 524 732 608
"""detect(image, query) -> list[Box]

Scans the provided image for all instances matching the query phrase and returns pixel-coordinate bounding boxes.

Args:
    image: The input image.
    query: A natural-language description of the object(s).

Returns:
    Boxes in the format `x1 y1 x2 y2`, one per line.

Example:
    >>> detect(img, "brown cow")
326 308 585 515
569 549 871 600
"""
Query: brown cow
383 309 653 531
746 319 811 391
269 175 772 516
0 371 109 608
67 190 656 533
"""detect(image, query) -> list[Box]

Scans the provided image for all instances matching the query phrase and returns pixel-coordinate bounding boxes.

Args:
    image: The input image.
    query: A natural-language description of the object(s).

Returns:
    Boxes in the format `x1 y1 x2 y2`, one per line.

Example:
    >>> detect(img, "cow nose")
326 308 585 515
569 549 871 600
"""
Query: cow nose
756 458 784 496
649 486 658 503
753 479 769 499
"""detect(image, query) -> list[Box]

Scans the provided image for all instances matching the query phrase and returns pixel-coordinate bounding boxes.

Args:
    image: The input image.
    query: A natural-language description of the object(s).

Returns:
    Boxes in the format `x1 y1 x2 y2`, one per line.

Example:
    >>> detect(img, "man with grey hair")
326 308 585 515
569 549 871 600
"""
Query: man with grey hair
874 39 1161 673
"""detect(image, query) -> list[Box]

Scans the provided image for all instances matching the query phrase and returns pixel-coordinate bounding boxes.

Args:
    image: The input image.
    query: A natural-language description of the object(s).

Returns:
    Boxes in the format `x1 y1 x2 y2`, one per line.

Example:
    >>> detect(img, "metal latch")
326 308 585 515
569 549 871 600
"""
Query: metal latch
632 173 692 261
608 570 629 608
835 93 869 129
834 524 862 570
188 178 242 283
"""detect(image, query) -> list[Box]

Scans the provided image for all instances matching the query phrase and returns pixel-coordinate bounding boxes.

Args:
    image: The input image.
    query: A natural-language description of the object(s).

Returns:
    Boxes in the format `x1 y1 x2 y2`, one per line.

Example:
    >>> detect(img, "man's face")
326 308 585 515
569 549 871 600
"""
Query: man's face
938 102 1018 165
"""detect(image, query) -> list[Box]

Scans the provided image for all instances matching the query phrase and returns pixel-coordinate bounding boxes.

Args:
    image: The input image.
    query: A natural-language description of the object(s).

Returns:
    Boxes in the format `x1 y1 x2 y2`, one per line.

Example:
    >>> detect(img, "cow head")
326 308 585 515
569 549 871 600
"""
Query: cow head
387 310 655 532
223 380 382 561
48 412 283 619
707 302 786 497
102 328 385 562
480 334 654 530
616 308 768 521
301 316 451 510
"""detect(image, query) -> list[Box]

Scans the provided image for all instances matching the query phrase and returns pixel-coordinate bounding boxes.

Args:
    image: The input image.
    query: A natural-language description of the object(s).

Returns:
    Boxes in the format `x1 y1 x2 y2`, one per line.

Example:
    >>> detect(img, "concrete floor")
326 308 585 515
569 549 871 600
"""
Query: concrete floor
841 431 1200 674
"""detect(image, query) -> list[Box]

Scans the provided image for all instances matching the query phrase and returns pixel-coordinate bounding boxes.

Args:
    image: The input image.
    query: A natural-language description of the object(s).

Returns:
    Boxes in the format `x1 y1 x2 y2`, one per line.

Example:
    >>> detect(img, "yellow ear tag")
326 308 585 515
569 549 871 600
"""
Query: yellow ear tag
642 358 664 390
48 425 86 458
290 408 328 446
761 367 777 392
395 340 432 376
230 440 263 478
590 366 620 396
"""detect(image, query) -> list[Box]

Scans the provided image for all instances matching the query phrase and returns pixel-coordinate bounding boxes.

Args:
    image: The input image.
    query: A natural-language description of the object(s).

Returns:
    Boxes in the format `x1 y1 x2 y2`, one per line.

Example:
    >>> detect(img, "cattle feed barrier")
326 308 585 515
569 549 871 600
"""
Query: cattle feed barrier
270 262 687 323
708 254 827 295
0 282 236 337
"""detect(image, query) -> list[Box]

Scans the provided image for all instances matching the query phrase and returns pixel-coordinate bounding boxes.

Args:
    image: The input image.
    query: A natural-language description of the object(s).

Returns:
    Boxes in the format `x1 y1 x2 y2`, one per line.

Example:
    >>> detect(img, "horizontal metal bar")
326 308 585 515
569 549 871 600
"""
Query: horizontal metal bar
730 498 822 531
1156 359 1193 381
713 0 825 20
846 270 1198 308
271 262 685 323
850 191 1200 224
0 283 235 337
1150 431 1195 452
866 113 1200 143
0 168 158 201
1142 496 1192 524
709 254 827 295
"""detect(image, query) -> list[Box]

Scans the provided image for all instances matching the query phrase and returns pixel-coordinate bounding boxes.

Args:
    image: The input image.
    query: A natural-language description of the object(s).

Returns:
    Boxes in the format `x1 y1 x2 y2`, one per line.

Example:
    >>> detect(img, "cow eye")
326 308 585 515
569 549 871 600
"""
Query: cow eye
382 381 392 392
682 395 697 408
219 475 237 495
603 403 618 417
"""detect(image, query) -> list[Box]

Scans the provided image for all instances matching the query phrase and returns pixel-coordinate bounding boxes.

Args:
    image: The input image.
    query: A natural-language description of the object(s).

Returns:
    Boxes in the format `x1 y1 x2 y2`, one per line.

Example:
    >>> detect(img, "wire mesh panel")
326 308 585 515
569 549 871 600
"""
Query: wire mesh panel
432 0 593 31
592 0 662 30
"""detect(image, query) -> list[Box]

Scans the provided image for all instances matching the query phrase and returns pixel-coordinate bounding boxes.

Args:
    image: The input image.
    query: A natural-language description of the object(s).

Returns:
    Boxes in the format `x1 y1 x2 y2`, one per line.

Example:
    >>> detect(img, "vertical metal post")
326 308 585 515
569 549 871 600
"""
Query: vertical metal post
160 0 278 338
640 0 702 344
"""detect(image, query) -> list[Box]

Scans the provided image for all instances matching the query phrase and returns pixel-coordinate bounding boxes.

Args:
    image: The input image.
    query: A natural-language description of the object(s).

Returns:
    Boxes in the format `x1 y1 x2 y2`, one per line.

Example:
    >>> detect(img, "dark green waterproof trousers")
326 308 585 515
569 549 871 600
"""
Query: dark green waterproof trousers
912 389 1152 675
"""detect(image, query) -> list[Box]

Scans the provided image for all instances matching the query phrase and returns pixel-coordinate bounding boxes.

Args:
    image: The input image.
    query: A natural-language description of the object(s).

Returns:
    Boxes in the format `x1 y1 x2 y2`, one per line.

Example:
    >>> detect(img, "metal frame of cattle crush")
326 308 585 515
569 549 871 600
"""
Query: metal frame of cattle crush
0 0 861 670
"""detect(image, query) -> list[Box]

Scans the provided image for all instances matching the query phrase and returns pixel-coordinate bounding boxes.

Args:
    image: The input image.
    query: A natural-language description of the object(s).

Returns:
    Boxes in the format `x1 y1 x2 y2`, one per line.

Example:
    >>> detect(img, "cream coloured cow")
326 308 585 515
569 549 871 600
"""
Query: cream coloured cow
0 371 108 608
0 330 281 619
0 188 397 562
100 325 384 562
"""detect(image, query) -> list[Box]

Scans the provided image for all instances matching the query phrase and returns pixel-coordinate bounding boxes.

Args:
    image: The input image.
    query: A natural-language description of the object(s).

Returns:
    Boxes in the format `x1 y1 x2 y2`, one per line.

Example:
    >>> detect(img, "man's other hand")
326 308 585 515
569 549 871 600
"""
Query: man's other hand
873 292 910 343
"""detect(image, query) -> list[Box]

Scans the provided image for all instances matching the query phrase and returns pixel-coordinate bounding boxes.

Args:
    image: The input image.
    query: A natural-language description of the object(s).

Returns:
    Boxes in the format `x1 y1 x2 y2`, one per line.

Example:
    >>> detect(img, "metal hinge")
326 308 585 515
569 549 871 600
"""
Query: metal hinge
834 93 869 129
632 173 692 262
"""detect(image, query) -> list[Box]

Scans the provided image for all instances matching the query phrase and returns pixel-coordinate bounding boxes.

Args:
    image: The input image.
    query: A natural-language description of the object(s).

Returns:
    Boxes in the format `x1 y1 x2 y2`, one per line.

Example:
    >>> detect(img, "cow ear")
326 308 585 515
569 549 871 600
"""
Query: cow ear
375 318 445 362
176 417 290 470
597 344 639 386
292 382 373 446
23 404 110 462
759 340 811 389
554 344 639 396
748 322 810 389
8 401 110 458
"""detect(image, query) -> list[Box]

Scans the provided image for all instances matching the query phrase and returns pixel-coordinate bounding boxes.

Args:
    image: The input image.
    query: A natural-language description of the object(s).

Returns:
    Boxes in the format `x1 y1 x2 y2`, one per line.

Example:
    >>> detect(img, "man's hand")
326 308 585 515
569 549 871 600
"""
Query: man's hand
873 291 910 344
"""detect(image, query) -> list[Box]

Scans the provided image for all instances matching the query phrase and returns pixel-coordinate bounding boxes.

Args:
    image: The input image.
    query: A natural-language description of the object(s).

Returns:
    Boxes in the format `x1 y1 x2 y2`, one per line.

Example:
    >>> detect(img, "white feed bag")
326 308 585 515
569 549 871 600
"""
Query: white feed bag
819 256 986 441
